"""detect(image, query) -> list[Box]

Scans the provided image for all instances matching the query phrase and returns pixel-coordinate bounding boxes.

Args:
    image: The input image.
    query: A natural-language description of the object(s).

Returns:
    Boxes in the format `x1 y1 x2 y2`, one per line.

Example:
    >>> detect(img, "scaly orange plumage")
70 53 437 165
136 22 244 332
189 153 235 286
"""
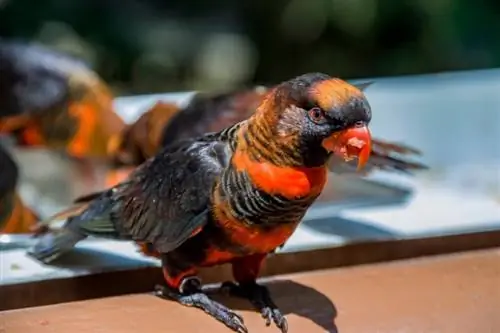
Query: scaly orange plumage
232 149 327 199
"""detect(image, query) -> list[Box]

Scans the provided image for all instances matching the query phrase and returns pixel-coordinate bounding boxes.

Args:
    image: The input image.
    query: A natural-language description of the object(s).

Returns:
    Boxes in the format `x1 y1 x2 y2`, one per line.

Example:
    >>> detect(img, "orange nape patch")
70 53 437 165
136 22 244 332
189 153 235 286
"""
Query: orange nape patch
310 78 364 111
232 150 327 199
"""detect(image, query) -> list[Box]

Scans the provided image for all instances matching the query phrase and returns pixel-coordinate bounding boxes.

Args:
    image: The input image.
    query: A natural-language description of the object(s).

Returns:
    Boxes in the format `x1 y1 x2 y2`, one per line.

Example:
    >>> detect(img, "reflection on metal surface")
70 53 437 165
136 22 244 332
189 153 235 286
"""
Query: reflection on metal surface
0 233 103 251
307 173 412 220
0 234 35 251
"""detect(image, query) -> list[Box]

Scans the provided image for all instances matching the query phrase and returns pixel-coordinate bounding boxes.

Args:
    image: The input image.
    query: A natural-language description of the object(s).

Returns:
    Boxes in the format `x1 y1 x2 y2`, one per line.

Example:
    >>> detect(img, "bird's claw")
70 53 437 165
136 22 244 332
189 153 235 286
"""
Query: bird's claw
155 283 248 333
223 312 247 333
261 306 288 332
220 281 288 333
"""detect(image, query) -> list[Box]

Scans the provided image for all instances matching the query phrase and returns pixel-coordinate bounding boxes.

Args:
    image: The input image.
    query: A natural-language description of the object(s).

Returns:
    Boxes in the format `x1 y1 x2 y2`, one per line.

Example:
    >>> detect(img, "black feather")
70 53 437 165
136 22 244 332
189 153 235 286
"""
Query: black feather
29 124 238 262
0 144 18 196
73 191 104 204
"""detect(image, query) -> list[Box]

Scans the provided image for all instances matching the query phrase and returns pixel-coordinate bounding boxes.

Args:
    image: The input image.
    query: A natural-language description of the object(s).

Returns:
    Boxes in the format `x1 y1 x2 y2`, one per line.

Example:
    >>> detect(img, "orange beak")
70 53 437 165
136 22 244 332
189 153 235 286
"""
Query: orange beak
322 124 372 171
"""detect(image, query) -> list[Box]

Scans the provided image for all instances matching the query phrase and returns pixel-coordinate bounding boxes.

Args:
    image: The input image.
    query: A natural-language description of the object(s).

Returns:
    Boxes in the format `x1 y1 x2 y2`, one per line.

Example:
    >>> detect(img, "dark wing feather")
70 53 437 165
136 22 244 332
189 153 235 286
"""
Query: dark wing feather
69 134 231 253
0 144 18 226
73 191 104 204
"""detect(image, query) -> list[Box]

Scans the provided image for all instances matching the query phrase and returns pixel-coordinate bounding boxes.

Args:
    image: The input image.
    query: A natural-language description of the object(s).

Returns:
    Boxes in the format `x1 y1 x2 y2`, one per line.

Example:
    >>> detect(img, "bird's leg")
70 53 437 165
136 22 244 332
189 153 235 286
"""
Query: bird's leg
155 267 248 333
222 254 288 333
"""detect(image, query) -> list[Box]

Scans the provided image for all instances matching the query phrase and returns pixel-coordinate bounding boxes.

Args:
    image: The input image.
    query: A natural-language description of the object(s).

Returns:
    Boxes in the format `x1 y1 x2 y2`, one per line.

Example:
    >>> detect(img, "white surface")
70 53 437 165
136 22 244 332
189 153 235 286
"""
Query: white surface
339 179 500 237
113 91 195 124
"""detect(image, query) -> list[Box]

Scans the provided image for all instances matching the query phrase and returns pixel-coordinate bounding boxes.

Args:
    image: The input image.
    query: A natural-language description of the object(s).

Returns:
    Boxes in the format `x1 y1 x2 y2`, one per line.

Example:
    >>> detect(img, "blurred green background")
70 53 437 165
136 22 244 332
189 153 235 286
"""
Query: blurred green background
1 0 499 95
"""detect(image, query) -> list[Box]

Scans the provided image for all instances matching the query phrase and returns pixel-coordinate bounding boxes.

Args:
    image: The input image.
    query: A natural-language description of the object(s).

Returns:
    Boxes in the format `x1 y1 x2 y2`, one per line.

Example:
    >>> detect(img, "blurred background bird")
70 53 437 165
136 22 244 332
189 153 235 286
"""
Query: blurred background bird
0 39 129 223
0 39 125 160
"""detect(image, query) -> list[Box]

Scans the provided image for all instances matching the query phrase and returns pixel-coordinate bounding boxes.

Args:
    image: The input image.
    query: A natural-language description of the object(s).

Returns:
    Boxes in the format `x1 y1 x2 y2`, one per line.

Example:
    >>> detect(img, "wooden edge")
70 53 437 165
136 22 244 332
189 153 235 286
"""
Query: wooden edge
5 248 500 333
2 229 500 311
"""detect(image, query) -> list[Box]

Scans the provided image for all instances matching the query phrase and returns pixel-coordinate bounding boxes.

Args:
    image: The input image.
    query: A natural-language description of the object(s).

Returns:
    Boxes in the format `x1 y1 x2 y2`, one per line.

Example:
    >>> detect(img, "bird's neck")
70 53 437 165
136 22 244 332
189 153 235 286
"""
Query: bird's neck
241 110 331 167
210 120 327 240
230 119 328 200
231 148 327 200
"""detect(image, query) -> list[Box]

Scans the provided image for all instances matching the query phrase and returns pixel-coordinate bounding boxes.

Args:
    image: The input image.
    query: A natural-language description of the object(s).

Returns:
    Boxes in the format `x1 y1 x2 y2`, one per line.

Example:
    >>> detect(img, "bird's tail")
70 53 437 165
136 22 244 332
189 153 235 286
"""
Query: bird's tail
30 202 89 235
28 202 90 263
27 227 86 263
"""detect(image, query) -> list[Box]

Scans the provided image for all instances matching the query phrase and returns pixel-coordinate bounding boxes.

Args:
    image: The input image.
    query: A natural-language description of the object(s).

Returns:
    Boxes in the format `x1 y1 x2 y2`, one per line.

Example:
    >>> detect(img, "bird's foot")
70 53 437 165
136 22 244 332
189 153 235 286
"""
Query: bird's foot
221 281 288 333
155 277 247 333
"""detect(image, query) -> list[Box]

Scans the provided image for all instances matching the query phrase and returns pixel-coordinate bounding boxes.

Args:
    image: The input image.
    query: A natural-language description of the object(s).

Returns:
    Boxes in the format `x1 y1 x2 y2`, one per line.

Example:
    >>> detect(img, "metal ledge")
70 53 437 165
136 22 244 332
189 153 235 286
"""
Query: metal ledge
2 228 500 311
3 248 499 333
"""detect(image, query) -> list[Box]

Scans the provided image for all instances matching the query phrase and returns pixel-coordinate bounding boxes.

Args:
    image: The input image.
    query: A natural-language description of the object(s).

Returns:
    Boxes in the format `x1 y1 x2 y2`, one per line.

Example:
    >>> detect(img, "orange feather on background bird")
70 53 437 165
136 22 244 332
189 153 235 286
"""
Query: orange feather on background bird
109 101 181 167
0 39 129 228
0 39 126 159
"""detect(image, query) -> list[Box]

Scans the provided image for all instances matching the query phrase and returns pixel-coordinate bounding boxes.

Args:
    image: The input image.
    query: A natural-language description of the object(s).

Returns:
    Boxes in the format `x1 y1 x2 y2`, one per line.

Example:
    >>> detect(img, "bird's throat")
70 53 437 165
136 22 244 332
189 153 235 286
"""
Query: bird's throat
232 149 327 199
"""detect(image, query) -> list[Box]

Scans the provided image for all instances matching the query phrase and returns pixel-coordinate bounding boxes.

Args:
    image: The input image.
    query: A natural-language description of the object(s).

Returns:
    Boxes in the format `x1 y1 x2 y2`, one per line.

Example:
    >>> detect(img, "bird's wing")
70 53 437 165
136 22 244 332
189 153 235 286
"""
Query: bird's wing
67 134 232 253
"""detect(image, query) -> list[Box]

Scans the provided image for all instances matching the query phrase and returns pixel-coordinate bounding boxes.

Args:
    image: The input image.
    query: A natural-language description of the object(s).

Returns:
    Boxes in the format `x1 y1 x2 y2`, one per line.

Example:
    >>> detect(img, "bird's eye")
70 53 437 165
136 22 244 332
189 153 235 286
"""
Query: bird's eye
307 107 326 124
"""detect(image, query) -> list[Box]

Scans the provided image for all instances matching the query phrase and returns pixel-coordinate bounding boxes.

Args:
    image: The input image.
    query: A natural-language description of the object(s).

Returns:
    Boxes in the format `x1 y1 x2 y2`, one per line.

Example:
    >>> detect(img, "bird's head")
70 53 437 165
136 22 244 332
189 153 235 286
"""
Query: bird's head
249 72 373 170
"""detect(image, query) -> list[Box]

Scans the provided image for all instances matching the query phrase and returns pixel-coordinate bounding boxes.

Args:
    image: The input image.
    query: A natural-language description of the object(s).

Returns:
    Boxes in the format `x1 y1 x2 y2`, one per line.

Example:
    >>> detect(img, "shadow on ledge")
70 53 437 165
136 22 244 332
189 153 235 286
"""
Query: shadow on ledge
201 280 339 333
46 247 157 270
302 215 400 241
